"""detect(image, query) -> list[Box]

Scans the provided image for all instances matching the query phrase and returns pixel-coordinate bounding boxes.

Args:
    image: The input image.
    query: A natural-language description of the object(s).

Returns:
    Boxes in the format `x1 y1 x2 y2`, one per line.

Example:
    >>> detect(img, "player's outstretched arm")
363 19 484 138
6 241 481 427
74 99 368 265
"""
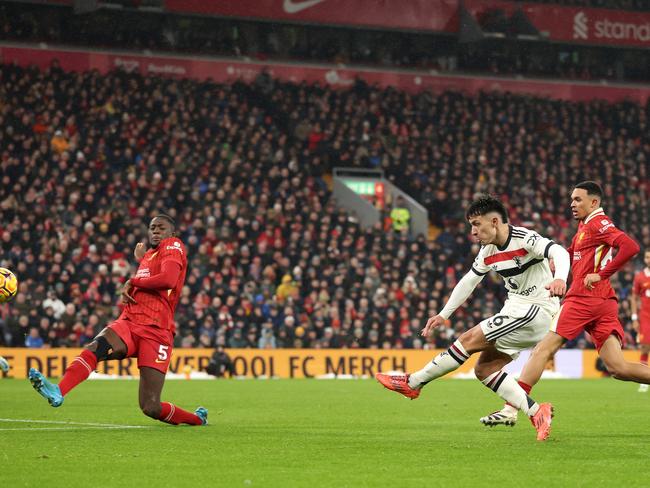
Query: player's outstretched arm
130 261 182 290
421 271 483 337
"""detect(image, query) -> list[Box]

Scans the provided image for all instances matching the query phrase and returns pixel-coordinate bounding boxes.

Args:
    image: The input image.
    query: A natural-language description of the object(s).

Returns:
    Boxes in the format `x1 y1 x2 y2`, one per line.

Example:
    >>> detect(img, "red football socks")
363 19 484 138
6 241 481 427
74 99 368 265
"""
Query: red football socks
641 353 648 365
59 349 98 396
158 402 203 425
517 380 532 394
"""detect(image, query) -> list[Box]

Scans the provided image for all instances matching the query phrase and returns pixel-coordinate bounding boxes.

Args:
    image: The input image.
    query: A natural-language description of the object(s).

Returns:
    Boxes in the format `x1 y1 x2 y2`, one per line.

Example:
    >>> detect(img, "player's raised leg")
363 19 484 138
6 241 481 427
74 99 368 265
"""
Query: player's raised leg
29 327 127 407
139 367 207 426
375 338 470 399
376 325 480 399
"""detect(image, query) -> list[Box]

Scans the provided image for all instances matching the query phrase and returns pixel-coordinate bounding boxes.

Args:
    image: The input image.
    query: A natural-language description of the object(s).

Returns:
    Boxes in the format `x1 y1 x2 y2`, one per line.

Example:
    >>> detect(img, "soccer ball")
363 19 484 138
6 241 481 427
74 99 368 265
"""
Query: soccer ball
0 268 18 303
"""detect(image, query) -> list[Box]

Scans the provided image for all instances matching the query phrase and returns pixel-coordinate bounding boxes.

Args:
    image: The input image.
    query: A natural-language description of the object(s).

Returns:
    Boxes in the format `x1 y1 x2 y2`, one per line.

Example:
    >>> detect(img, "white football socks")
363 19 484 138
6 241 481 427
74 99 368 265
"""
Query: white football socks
408 340 470 389
481 370 539 416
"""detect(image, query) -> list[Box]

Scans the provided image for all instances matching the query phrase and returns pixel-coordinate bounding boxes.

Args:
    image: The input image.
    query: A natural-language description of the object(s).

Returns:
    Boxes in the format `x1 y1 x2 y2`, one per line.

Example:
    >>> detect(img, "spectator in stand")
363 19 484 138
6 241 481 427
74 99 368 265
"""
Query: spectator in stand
205 345 234 378
276 274 299 305
25 327 44 348
42 290 66 319
390 196 411 235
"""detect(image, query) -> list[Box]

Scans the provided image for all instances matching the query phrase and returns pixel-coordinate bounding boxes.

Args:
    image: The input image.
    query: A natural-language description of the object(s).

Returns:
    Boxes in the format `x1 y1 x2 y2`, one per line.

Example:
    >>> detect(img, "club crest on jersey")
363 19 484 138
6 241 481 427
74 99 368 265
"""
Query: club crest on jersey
578 232 585 243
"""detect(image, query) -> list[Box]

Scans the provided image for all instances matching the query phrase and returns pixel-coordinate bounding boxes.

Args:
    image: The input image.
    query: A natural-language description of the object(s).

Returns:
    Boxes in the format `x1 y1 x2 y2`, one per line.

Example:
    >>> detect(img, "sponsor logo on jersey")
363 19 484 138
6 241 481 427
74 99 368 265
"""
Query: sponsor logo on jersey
573 251 582 261
598 220 615 233
135 268 151 278
516 285 538 297
166 242 183 253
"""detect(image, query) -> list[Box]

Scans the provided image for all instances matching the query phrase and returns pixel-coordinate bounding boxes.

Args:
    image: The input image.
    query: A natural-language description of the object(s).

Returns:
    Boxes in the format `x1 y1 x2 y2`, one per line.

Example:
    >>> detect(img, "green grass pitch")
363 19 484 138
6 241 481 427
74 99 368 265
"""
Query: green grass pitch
1 378 648 487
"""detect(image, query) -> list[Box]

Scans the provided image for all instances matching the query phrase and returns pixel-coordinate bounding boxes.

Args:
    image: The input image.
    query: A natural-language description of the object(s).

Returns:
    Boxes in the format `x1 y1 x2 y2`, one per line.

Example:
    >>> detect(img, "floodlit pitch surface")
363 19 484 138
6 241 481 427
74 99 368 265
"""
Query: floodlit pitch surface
1 378 646 487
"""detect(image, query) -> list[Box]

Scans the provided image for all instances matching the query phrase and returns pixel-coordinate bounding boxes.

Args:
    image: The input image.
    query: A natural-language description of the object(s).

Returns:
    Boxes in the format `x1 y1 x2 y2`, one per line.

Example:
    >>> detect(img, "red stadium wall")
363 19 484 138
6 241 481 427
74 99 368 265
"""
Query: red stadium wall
22 1 650 48
1 44 649 103
163 0 650 49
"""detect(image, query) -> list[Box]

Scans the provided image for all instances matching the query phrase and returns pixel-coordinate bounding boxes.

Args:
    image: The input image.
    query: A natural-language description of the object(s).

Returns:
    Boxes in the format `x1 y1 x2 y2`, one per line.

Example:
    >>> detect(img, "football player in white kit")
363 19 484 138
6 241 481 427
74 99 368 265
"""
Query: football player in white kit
376 195 569 441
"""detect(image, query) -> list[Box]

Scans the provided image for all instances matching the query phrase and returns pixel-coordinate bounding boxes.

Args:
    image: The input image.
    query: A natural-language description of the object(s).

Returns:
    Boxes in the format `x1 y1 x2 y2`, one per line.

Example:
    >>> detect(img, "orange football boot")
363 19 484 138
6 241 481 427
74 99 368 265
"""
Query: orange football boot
531 403 554 441
375 373 421 400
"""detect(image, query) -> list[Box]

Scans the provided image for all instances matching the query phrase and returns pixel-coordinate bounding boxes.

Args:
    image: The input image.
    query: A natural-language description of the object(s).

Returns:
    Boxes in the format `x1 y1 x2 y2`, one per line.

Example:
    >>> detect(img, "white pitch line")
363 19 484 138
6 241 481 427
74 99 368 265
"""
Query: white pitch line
0 418 150 429
0 426 147 431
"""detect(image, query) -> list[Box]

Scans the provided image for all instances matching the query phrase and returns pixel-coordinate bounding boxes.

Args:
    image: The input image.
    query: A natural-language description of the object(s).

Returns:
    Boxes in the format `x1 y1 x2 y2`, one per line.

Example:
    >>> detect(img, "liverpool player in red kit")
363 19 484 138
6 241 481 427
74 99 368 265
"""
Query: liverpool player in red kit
29 215 207 426
632 249 650 392
491 181 648 439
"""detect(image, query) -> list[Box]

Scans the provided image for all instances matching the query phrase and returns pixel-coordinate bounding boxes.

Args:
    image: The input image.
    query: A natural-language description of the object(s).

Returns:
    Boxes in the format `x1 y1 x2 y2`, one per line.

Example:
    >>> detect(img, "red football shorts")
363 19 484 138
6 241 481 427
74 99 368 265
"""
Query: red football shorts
638 315 650 345
108 318 174 374
551 297 624 351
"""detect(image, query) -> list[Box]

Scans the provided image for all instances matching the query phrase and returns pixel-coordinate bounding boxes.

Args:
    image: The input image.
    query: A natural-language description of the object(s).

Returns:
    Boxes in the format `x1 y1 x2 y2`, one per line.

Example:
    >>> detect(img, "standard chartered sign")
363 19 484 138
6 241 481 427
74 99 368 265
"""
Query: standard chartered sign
573 10 650 44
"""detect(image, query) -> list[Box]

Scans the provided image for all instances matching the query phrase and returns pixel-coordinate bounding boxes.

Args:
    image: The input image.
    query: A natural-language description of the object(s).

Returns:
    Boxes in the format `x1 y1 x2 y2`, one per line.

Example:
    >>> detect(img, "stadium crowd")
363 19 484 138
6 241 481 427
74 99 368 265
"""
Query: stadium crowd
0 62 648 351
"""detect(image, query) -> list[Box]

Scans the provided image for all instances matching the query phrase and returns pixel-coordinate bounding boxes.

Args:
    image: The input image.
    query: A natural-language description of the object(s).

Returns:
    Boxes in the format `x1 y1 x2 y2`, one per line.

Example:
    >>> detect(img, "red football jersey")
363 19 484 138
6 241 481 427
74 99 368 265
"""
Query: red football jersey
633 269 650 321
566 209 627 300
123 236 187 333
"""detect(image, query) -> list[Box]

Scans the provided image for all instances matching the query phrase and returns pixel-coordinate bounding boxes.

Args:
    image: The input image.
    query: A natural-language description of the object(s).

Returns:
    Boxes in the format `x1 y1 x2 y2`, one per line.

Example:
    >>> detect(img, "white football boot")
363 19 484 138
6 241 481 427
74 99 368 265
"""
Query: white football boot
480 405 518 427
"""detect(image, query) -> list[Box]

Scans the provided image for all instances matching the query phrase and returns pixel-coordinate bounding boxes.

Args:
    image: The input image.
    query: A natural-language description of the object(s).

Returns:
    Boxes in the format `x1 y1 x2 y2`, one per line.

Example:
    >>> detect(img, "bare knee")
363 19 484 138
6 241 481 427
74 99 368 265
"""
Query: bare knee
140 399 162 419
458 327 489 355
474 363 493 381
603 361 630 380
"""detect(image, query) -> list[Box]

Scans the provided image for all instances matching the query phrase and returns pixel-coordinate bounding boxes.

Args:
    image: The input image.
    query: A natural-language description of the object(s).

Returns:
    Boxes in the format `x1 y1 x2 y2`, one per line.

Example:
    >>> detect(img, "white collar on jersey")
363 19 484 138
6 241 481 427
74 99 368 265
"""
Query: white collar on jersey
584 207 605 224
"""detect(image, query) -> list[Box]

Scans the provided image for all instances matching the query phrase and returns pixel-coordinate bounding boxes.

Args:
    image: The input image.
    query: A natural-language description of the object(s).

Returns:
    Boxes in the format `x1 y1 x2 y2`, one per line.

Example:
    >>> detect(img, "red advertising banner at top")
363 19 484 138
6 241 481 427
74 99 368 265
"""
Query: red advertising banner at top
165 0 459 32
463 0 650 48
165 0 650 48
528 5 650 48
1 44 648 103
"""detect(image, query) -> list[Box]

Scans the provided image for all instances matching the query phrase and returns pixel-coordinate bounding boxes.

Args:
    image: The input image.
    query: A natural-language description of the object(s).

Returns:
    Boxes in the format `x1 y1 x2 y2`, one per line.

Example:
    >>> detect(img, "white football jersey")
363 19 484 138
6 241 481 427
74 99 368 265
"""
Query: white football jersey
472 225 560 313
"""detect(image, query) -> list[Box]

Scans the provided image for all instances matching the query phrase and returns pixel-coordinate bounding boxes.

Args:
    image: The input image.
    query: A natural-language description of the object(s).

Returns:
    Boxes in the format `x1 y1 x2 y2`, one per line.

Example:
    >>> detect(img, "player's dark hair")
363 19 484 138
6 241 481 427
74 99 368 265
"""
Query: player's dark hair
152 213 176 230
575 181 603 200
466 195 509 223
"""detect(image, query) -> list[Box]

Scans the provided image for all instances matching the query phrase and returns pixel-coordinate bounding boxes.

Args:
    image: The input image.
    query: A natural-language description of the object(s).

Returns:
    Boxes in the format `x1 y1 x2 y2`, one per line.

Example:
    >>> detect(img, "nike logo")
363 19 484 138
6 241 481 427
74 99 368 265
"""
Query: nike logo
283 0 325 14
